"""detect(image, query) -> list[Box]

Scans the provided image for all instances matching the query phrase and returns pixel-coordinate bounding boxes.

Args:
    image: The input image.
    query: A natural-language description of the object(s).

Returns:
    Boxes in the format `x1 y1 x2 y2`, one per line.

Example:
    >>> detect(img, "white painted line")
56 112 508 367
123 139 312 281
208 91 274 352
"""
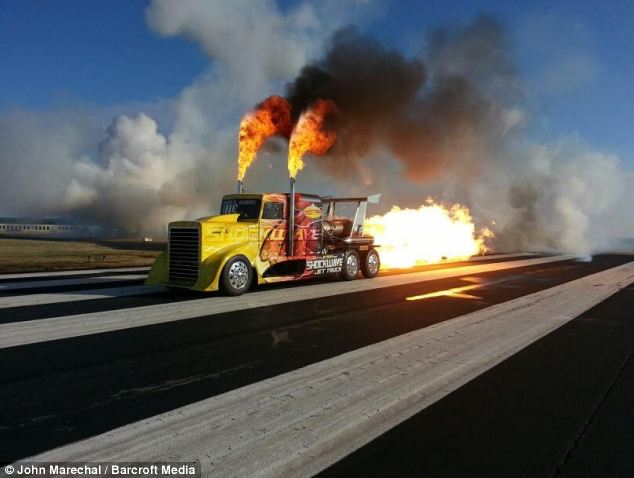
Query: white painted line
0 267 150 280
24 261 634 476
0 285 167 309
0 275 147 292
0 255 574 349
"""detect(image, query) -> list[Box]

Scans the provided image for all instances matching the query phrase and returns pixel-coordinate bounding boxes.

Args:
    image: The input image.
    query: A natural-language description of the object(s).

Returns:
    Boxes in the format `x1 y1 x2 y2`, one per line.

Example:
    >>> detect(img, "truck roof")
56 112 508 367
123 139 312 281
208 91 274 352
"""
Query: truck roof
222 192 322 202
223 193 380 208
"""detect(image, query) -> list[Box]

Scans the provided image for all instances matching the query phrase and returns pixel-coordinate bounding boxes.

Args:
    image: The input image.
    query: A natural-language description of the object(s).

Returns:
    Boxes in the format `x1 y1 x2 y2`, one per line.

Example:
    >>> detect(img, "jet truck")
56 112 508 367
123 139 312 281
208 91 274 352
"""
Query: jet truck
146 180 381 295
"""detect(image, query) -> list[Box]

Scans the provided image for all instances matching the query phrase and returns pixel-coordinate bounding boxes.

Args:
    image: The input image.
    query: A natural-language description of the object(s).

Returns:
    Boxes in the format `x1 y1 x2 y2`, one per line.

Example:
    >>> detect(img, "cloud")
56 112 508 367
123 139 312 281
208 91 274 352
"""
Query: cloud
145 0 377 101
0 108 104 217
62 114 174 234
55 0 378 234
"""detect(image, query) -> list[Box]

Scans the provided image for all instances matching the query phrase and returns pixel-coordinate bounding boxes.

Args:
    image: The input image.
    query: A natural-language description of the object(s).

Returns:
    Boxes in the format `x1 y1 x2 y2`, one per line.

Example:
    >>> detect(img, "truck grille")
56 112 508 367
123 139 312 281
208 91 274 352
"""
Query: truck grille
168 227 200 286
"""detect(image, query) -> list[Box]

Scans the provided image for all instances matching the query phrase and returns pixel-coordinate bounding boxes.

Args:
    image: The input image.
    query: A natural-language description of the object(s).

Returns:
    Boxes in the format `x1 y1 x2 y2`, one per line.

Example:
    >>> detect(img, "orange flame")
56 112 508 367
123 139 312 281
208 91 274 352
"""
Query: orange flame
237 95 292 181
365 198 494 268
288 99 337 178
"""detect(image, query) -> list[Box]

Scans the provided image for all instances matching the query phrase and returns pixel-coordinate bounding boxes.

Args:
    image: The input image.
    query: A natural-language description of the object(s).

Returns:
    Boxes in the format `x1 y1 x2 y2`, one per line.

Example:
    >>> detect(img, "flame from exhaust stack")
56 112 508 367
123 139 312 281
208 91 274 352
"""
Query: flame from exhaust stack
365 199 494 268
237 95 292 181
288 99 337 178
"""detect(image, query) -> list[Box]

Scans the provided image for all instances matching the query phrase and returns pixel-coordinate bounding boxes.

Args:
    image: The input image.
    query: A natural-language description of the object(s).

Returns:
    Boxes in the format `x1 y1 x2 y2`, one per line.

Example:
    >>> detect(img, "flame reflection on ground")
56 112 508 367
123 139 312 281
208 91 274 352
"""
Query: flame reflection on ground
406 283 484 301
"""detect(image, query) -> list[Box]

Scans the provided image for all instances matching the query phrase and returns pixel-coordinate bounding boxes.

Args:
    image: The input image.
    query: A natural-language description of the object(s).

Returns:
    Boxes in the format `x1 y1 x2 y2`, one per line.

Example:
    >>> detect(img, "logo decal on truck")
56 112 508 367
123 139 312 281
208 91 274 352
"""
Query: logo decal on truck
303 203 322 219
306 256 344 275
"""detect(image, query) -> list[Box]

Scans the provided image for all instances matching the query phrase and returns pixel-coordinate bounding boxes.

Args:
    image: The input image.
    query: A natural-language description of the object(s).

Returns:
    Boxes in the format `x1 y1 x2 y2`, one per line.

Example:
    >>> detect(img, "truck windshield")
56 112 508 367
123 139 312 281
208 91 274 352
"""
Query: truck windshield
221 198 261 220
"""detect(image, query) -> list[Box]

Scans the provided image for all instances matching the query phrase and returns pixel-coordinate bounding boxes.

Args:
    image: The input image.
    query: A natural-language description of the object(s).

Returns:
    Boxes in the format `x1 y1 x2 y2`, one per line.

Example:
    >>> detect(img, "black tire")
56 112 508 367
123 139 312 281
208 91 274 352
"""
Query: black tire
220 255 253 296
361 249 380 278
340 249 360 281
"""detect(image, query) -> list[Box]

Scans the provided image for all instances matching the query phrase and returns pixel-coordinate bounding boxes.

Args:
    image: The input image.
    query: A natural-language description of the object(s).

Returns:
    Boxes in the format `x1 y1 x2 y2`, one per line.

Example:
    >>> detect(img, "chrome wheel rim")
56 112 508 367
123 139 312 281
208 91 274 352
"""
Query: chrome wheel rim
367 252 379 274
228 260 249 289
346 254 359 276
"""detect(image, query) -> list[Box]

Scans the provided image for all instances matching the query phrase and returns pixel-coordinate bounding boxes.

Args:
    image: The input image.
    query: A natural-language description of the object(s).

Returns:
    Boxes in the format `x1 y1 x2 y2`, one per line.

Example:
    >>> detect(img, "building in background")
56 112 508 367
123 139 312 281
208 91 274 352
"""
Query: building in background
0 218 116 239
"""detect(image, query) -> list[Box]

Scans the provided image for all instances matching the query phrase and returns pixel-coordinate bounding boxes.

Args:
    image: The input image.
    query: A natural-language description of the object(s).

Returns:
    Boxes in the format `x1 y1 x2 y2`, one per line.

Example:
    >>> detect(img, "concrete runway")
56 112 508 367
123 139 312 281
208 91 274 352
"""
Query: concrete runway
0 253 632 477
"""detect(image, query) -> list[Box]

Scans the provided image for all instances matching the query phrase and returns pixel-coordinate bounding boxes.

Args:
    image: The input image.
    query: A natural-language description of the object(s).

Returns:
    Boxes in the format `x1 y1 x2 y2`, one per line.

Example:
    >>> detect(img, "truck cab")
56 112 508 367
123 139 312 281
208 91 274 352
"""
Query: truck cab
146 191 381 295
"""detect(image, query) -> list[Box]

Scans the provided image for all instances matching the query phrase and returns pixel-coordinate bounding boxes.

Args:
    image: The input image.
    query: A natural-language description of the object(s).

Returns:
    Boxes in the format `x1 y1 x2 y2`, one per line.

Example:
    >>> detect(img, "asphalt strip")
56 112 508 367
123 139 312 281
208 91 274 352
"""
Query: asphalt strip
0 267 150 281
0 275 148 292
20 260 634 477
0 255 574 349
0 285 167 309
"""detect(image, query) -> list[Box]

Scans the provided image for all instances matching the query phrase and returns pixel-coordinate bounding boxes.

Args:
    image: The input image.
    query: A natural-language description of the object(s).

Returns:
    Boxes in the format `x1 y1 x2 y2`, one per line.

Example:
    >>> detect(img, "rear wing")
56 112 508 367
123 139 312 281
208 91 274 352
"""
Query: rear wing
321 194 381 237
321 194 381 205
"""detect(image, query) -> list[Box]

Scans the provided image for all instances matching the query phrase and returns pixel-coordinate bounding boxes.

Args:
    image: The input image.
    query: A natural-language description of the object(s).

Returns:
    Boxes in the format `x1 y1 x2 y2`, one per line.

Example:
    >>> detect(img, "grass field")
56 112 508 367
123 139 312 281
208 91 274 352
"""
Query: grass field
0 238 164 273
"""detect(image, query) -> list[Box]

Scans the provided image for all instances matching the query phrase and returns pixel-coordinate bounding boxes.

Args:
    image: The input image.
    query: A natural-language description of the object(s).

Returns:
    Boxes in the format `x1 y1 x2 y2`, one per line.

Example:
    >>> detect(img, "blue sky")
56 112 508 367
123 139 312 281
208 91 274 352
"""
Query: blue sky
0 0 206 108
1 0 633 169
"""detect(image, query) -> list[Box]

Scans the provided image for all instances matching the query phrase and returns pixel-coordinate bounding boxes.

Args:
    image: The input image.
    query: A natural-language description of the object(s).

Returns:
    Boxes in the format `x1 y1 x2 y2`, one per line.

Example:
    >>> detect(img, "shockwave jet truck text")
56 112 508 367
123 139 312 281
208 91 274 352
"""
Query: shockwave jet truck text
146 182 381 295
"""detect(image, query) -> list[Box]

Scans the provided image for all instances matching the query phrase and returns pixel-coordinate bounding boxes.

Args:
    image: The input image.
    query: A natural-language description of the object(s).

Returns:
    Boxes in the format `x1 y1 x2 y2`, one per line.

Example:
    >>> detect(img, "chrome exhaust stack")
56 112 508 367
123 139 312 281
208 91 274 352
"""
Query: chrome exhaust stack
288 177 295 257
236 180 244 194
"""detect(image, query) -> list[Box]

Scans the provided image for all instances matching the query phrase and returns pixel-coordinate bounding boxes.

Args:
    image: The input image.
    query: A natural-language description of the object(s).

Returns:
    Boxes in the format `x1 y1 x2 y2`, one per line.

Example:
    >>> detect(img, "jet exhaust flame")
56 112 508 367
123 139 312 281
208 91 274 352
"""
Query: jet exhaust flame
235 96 492 264
237 95 292 181
288 99 337 179
365 199 493 268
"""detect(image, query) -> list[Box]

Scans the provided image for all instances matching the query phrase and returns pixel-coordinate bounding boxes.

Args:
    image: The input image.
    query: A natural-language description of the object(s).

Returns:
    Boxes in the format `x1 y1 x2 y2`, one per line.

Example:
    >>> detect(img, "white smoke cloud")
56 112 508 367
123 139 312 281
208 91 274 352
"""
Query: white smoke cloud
16 0 372 234
0 108 104 217
469 140 625 253
62 114 179 234
146 0 320 93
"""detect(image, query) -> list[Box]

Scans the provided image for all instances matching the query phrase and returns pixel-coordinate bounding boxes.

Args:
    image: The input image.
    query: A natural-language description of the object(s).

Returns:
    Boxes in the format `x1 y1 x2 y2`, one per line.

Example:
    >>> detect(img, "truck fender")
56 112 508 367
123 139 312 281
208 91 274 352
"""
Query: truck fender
197 242 259 291
145 251 168 285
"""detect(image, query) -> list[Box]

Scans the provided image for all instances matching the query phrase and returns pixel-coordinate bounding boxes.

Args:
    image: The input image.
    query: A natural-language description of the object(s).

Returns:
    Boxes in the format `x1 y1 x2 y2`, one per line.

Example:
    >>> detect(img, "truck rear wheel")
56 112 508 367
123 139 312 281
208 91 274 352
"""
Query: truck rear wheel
361 249 380 278
340 249 360 281
221 256 253 296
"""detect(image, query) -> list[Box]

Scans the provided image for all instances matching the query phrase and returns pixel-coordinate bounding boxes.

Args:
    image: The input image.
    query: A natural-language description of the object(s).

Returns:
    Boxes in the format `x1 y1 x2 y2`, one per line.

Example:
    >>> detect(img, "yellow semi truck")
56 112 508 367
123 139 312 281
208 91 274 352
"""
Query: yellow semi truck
146 184 381 295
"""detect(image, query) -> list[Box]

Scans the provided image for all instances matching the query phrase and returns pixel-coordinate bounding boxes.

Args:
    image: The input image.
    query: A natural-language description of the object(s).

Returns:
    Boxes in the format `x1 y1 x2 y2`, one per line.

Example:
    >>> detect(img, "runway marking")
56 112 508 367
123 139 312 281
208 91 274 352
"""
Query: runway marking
0 285 167 309
405 275 512 301
0 255 574 349
0 274 147 292
23 261 634 477
0 267 150 280
406 283 484 300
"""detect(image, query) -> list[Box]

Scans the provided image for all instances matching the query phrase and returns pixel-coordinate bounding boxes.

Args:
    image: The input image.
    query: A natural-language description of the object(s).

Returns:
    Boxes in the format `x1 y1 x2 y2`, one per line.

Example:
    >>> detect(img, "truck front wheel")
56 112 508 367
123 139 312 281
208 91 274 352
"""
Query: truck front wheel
361 249 380 278
221 256 253 296
340 249 360 281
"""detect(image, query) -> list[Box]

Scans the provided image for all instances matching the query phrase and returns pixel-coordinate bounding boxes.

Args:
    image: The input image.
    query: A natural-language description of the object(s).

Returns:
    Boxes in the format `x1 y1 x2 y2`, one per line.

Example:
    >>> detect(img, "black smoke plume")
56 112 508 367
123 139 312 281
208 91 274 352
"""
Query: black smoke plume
285 16 512 181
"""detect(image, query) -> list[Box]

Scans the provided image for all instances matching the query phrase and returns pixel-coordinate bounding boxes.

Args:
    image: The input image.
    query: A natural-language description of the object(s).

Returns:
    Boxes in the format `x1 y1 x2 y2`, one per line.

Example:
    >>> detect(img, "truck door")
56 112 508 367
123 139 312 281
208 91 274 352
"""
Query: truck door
259 195 288 265
293 194 322 257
